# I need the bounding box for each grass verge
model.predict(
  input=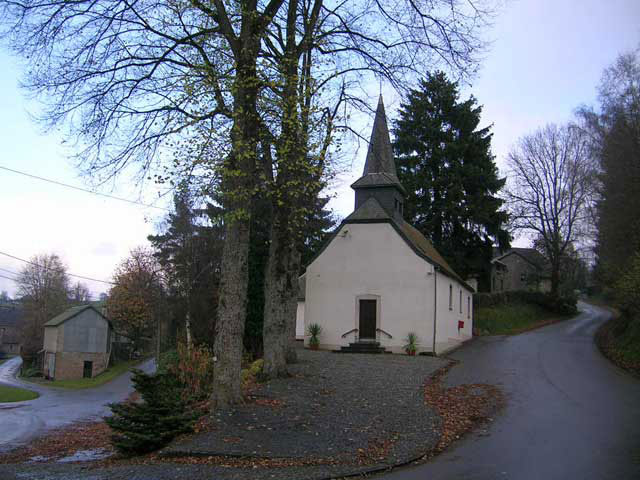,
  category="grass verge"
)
[0,384,39,402]
[27,360,139,390]
[592,302,640,377]
[474,302,568,335]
